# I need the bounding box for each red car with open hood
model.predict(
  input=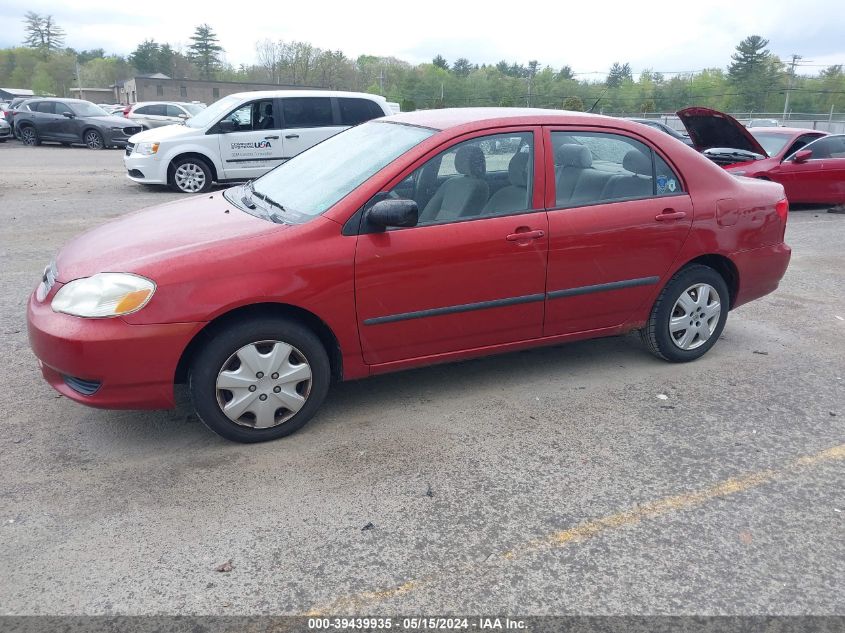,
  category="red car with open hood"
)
[28,108,791,442]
